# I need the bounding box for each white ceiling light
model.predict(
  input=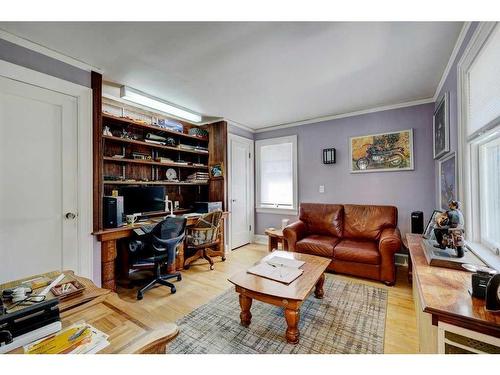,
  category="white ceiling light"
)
[120,86,202,123]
